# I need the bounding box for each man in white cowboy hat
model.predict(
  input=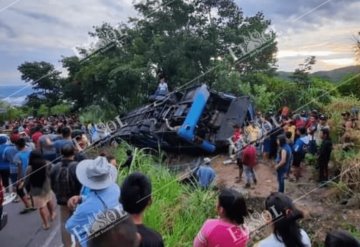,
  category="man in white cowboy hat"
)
[65,156,121,247]
[196,157,216,189]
